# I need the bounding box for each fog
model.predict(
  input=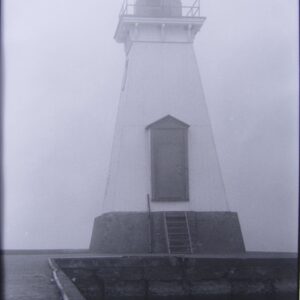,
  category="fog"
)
[3,0,298,251]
